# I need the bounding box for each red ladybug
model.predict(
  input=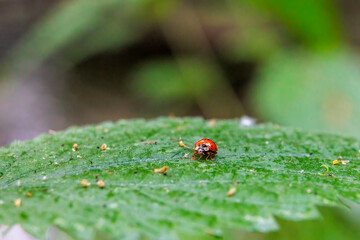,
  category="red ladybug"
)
[171,137,218,161]
[193,139,218,161]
